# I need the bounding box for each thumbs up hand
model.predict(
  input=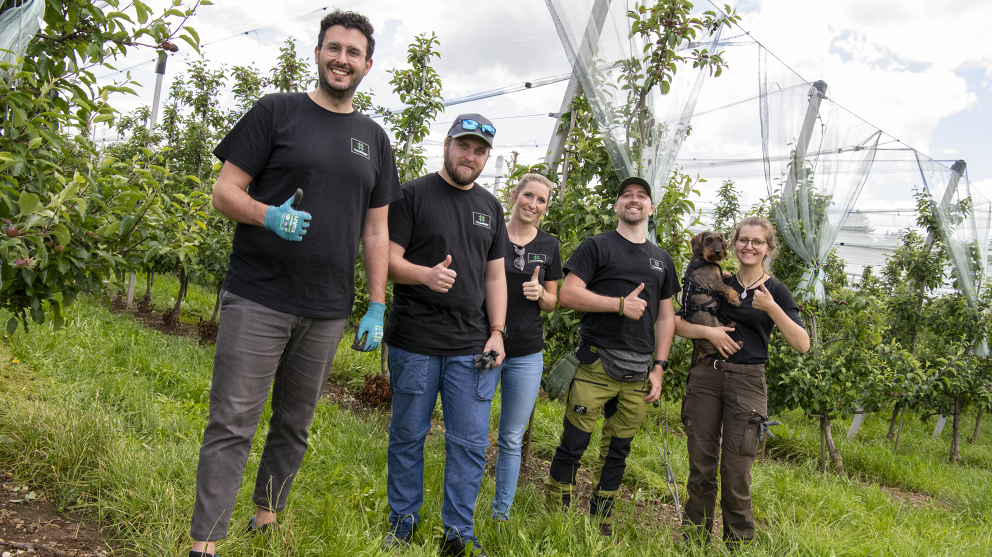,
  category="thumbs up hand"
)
[622,283,648,320]
[752,283,778,314]
[427,255,457,293]
[522,265,544,301]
